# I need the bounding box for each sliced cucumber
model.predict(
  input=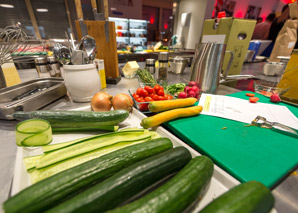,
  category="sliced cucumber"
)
[23,155,43,171]
[15,119,52,147]
[36,130,151,169]
[30,139,151,183]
